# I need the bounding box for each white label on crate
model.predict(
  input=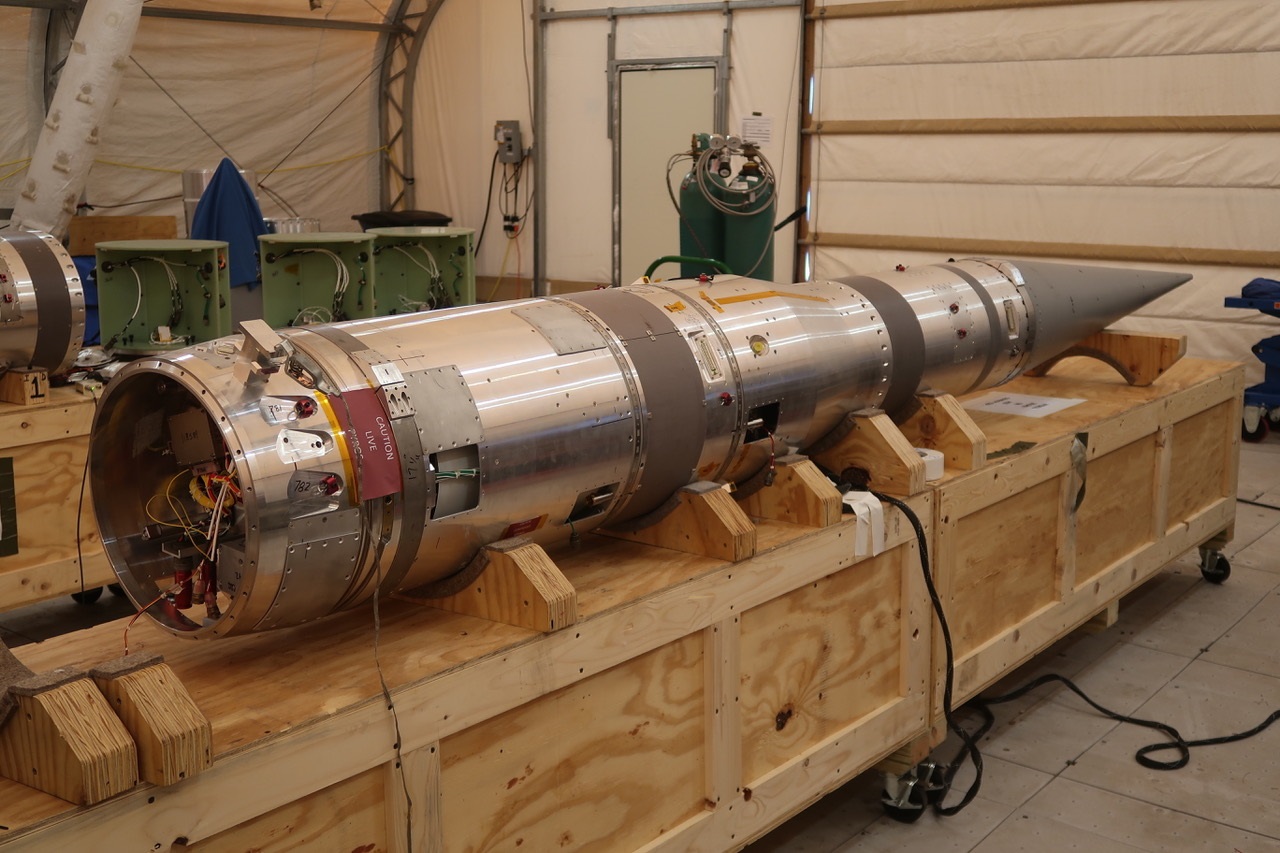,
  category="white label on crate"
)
[962,392,1085,418]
